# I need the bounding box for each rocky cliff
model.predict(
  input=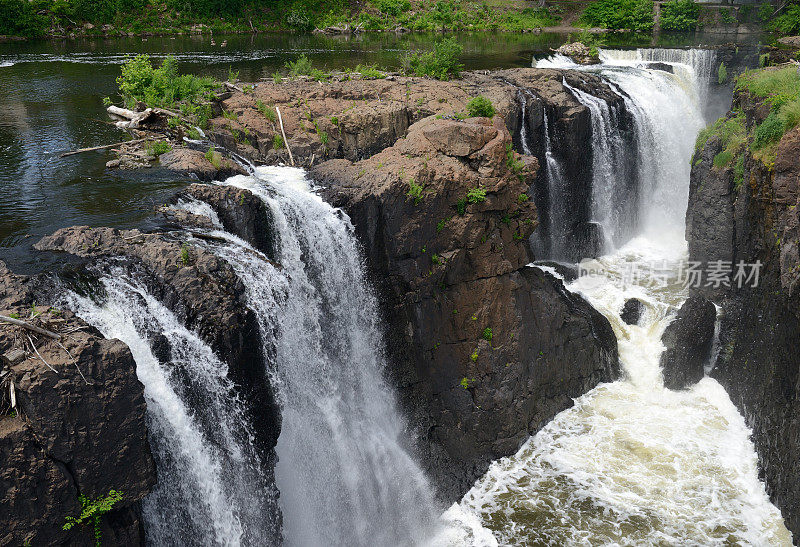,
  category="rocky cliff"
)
[0,263,155,545]
[313,113,619,501]
[687,69,800,536]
